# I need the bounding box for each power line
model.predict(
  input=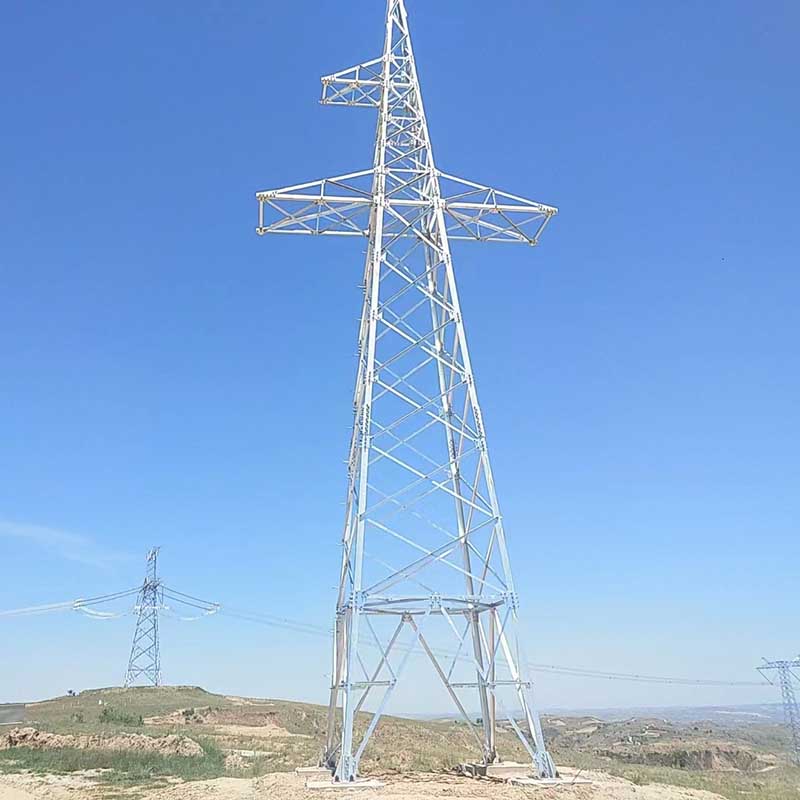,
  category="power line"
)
[0,600,76,618]
[76,588,141,607]
[0,593,769,688]
[215,605,767,689]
